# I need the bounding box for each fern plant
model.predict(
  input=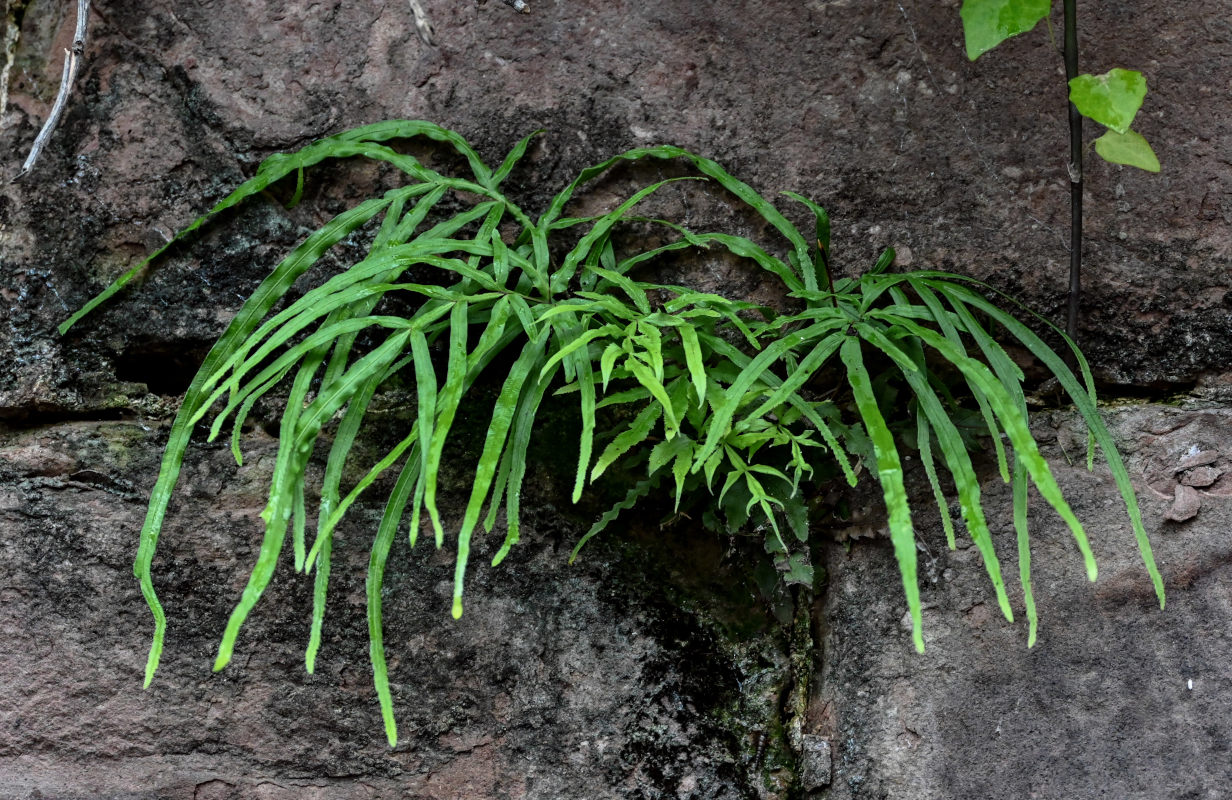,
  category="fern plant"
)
[63,121,1164,745]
